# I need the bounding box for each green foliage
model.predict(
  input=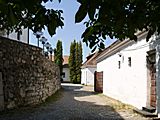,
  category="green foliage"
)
[54,40,63,79]
[69,41,76,83]
[75,0,160,52]
[2,0,159,53]
[69,40,83,84]
[0,0,64,36]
